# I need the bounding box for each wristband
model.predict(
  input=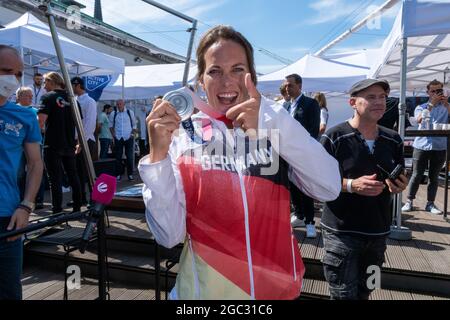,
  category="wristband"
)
[346,179,354,193]
[21,200,35,212]
[17,204,32,214]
